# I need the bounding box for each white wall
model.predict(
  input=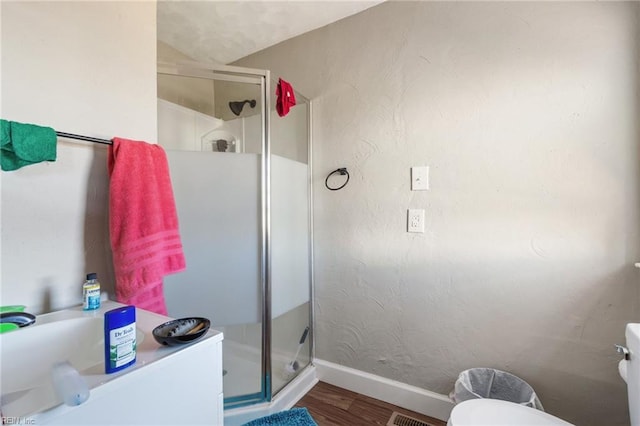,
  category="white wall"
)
[0,2,157,313]
[158,99,224,151]
[235,2,640,425]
